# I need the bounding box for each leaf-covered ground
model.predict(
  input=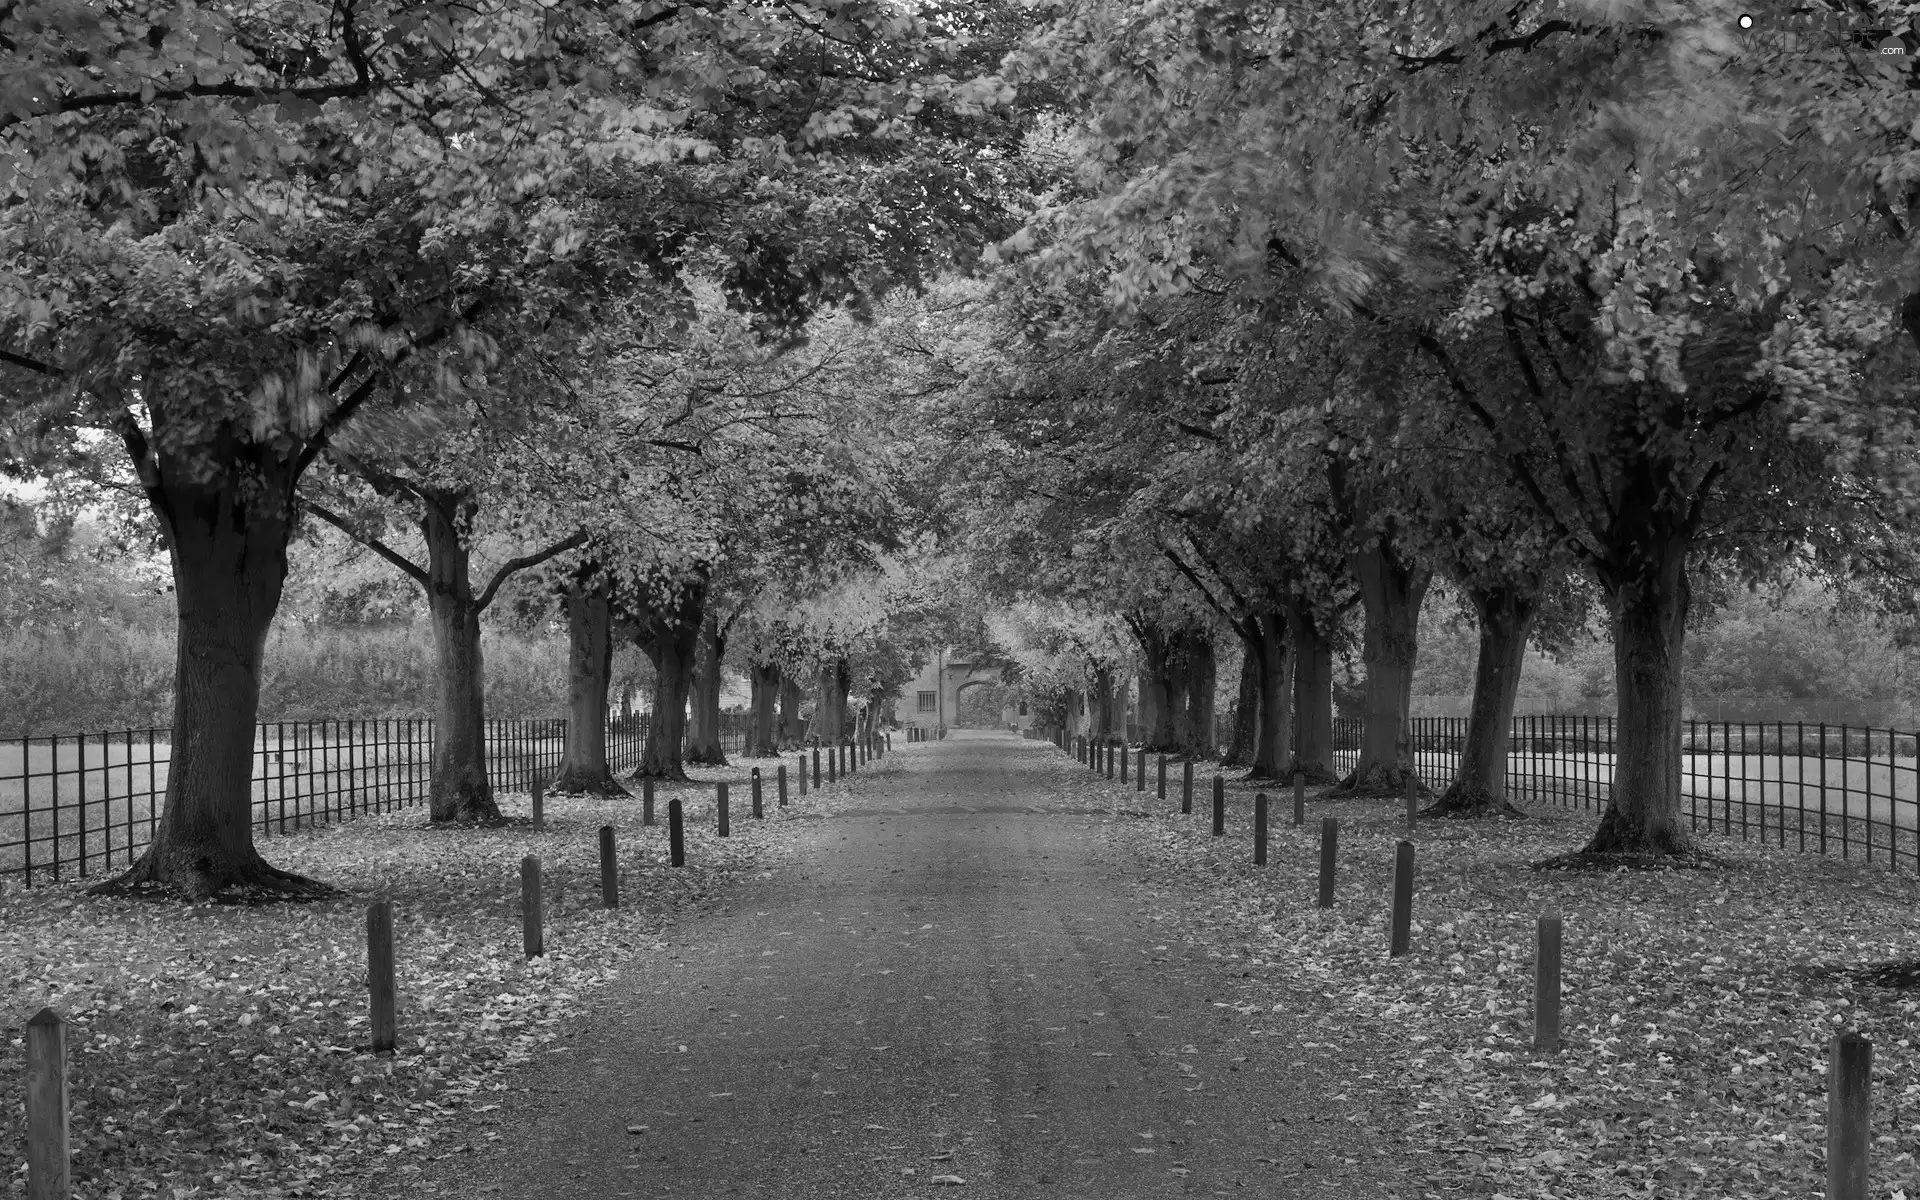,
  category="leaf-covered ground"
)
[0,758,802,1199]
[1094,774,1920,1200]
